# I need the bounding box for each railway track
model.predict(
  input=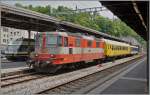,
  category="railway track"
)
[38,55,145,94]
[1,72,48,88]
[1,55,144,94]
[1,68,34,78]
